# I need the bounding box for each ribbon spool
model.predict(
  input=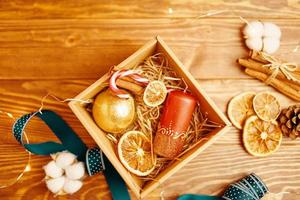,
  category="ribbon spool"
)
[178,173,268,200]
[223,173,268,200]
[178,194,223,200]
[12,110,130,200]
